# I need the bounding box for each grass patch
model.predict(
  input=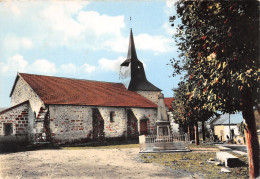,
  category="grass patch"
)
[140,151,249,179]
[62,144,139,150]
